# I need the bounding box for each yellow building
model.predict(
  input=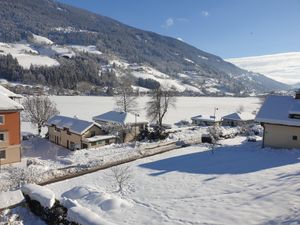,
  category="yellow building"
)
[46,115,116,150]
[255,94,300,149]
